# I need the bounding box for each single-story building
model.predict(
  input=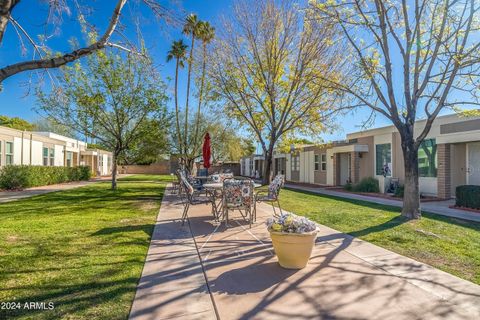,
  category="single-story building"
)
[240,154,265,179]
[241,113,480,198]
[0,126,113,176]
